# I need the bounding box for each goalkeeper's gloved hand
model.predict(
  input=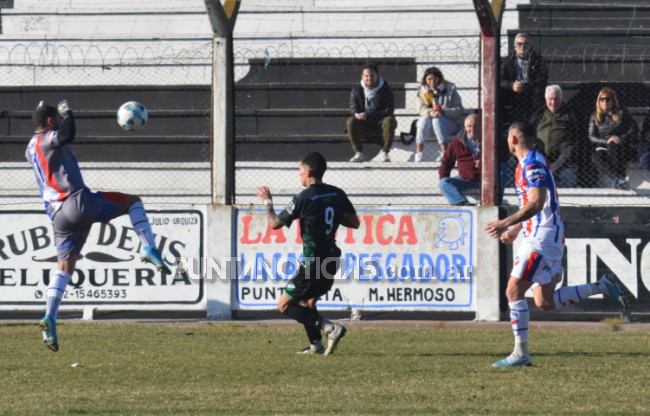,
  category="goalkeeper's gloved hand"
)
[57,100,72,116]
